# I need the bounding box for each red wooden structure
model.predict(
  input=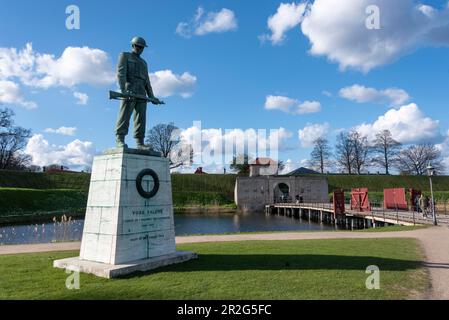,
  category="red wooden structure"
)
[350,188,371,212]
[333,189,345,218]
[384,188,408,210]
